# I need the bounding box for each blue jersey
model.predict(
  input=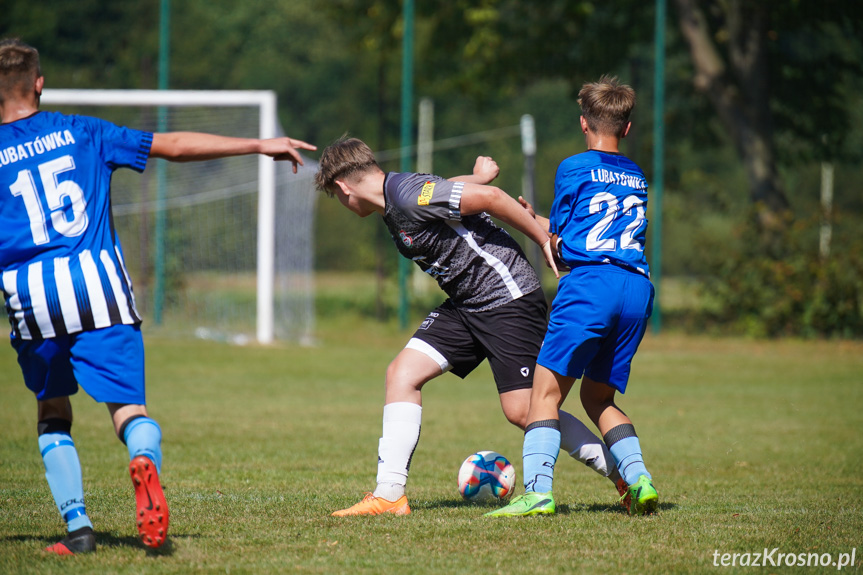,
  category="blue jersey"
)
[0,111,152,340]
[549,150,650,278]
